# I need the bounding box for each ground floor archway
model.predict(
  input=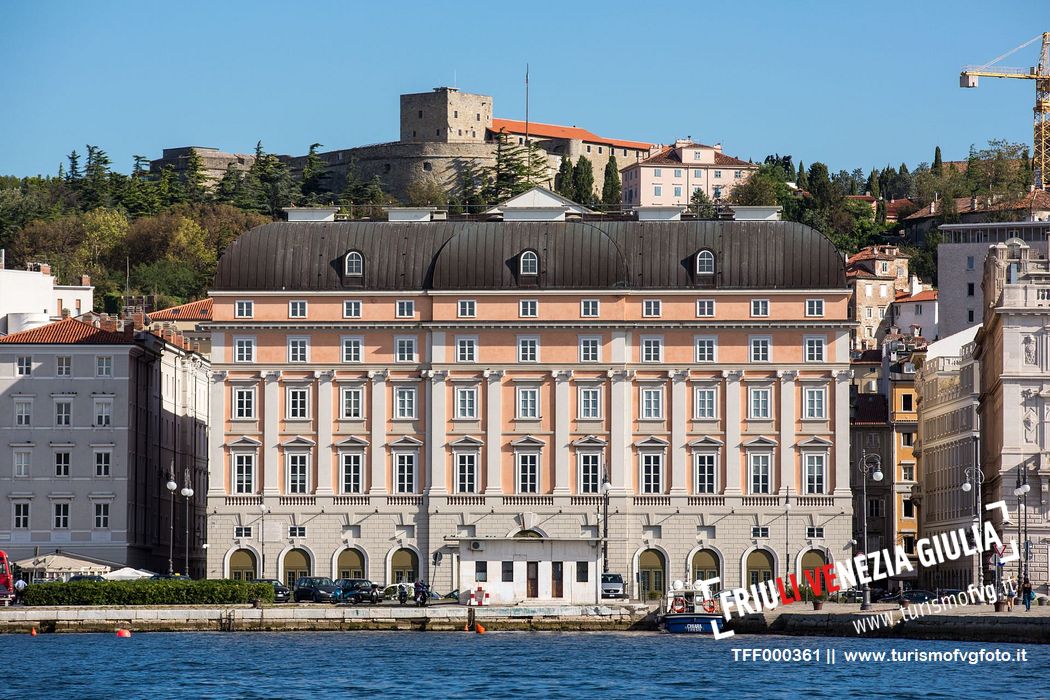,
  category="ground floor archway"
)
[390,548,418,584]
[337,548,365,579]
[745,549,775,587]
[691,549,720,591]
[229,549,257,581]
[800,548,827,576]
[283,548,311,588]
[638,548,666,600]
